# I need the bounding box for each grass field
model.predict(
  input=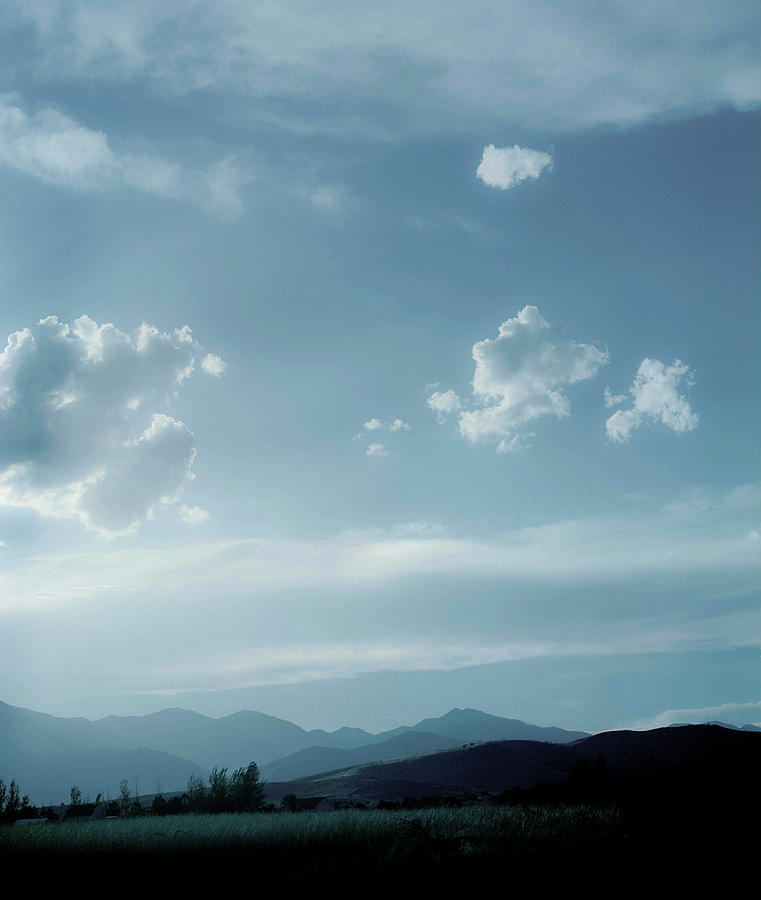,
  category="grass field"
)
[0,801,748,889]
